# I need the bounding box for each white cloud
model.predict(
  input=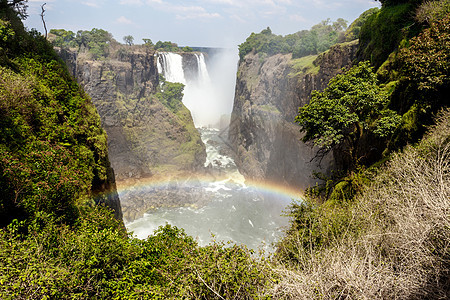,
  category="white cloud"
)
[202,0,241,5]
[173,6,221,20]
[117,16,134,25]
[81,2,100,8]
[144,1,221,20]
[120,0,144,5]
[289,14,307,23]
